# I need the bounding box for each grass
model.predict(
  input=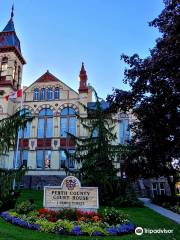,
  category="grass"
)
[0,189,179,240]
